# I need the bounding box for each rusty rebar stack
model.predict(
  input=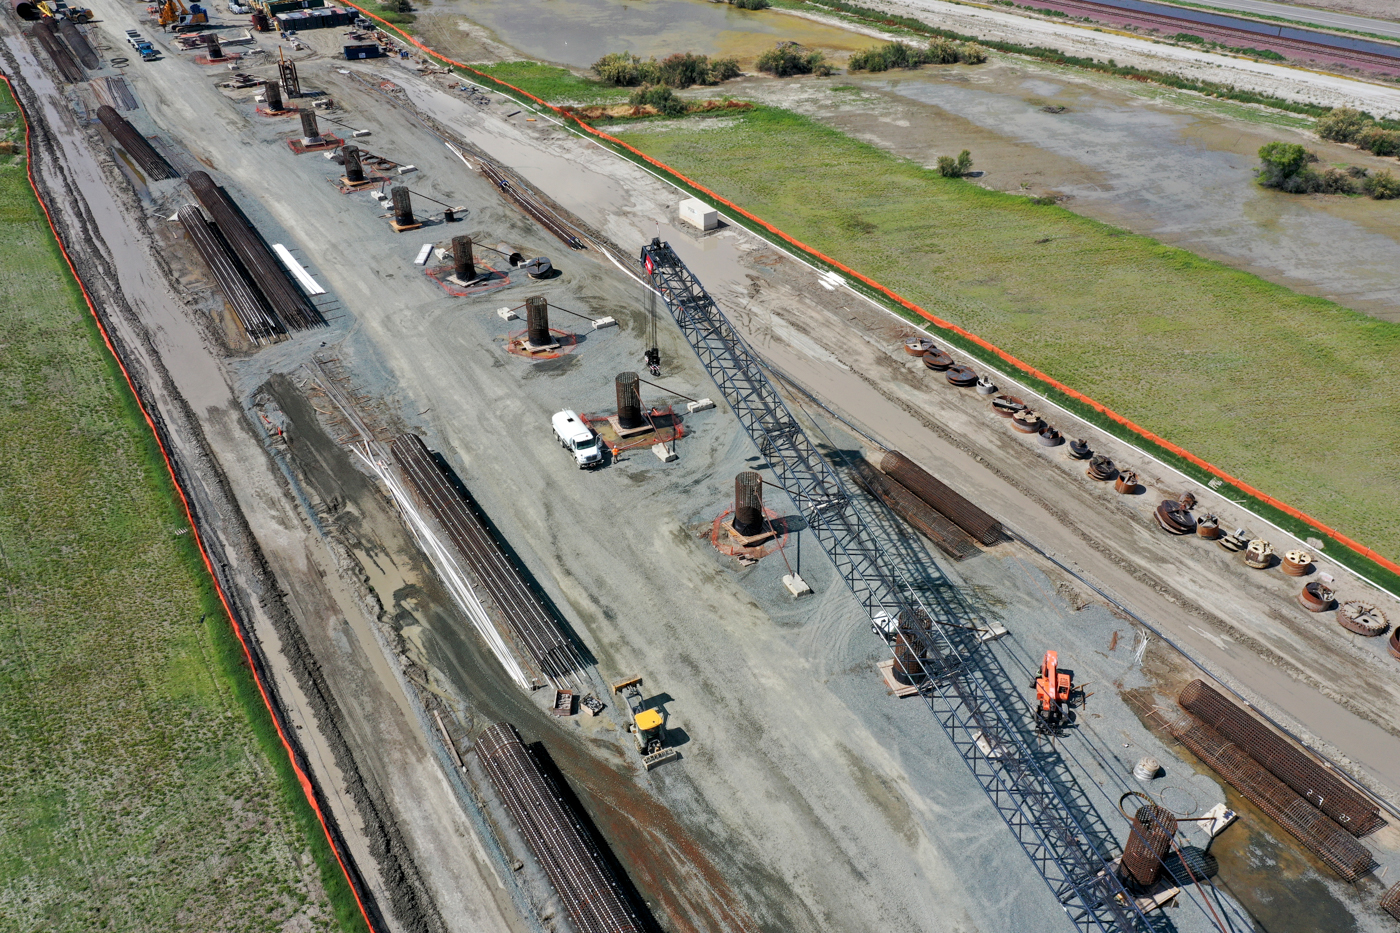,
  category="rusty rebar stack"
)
[390,185,414,227]
[56,17,98,69]
[615,372,643,429]
[1119,803,1177,889]
[187,171,322,330]
[1179,679,1383,836]
[176,204,282,343]
[476,723,644,933]
[1382,880,1400,920]
[299,109,320,142]
[32,20,84,83]
[525,296,550,346]
[1167,710,1374,879]
[448,235,475,281]
[734,471,764,536]
[263,79,283,112]
[96,105,179,181]
[876,450,1001,545]
[851,459,979,560]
